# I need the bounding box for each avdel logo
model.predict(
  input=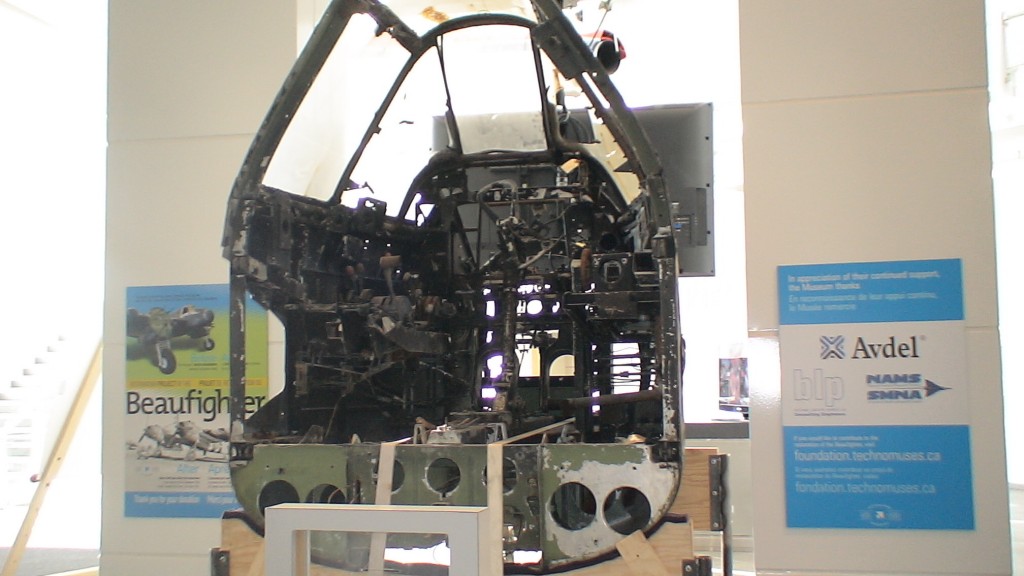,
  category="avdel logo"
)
[865,373,949,401]
[851,336,921,360]
[819,335,845,360]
